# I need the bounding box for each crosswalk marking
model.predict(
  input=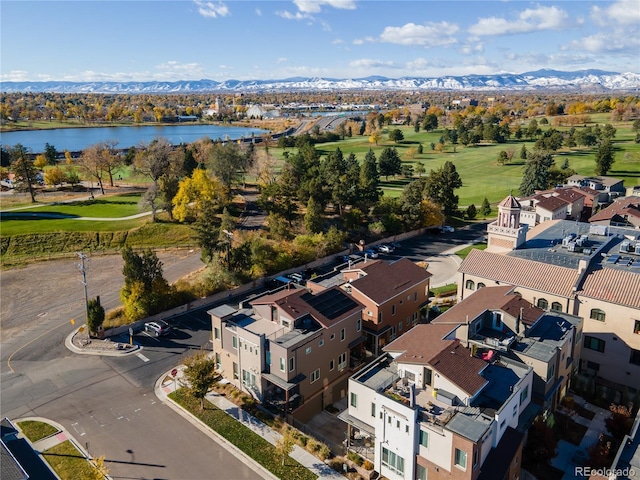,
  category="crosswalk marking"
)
[135,352,150,362]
